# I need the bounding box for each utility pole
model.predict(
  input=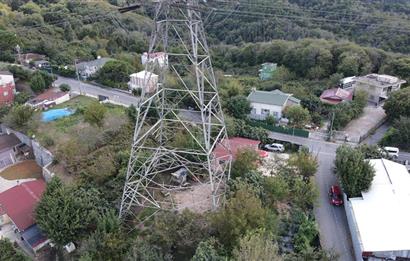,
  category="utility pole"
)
[74,59,83,95]
[119,0,232,218]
